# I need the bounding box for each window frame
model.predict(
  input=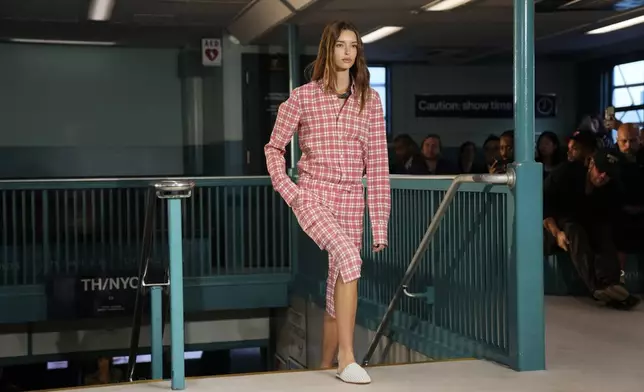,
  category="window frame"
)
[368,65,391,136]
[610,60,644,126]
